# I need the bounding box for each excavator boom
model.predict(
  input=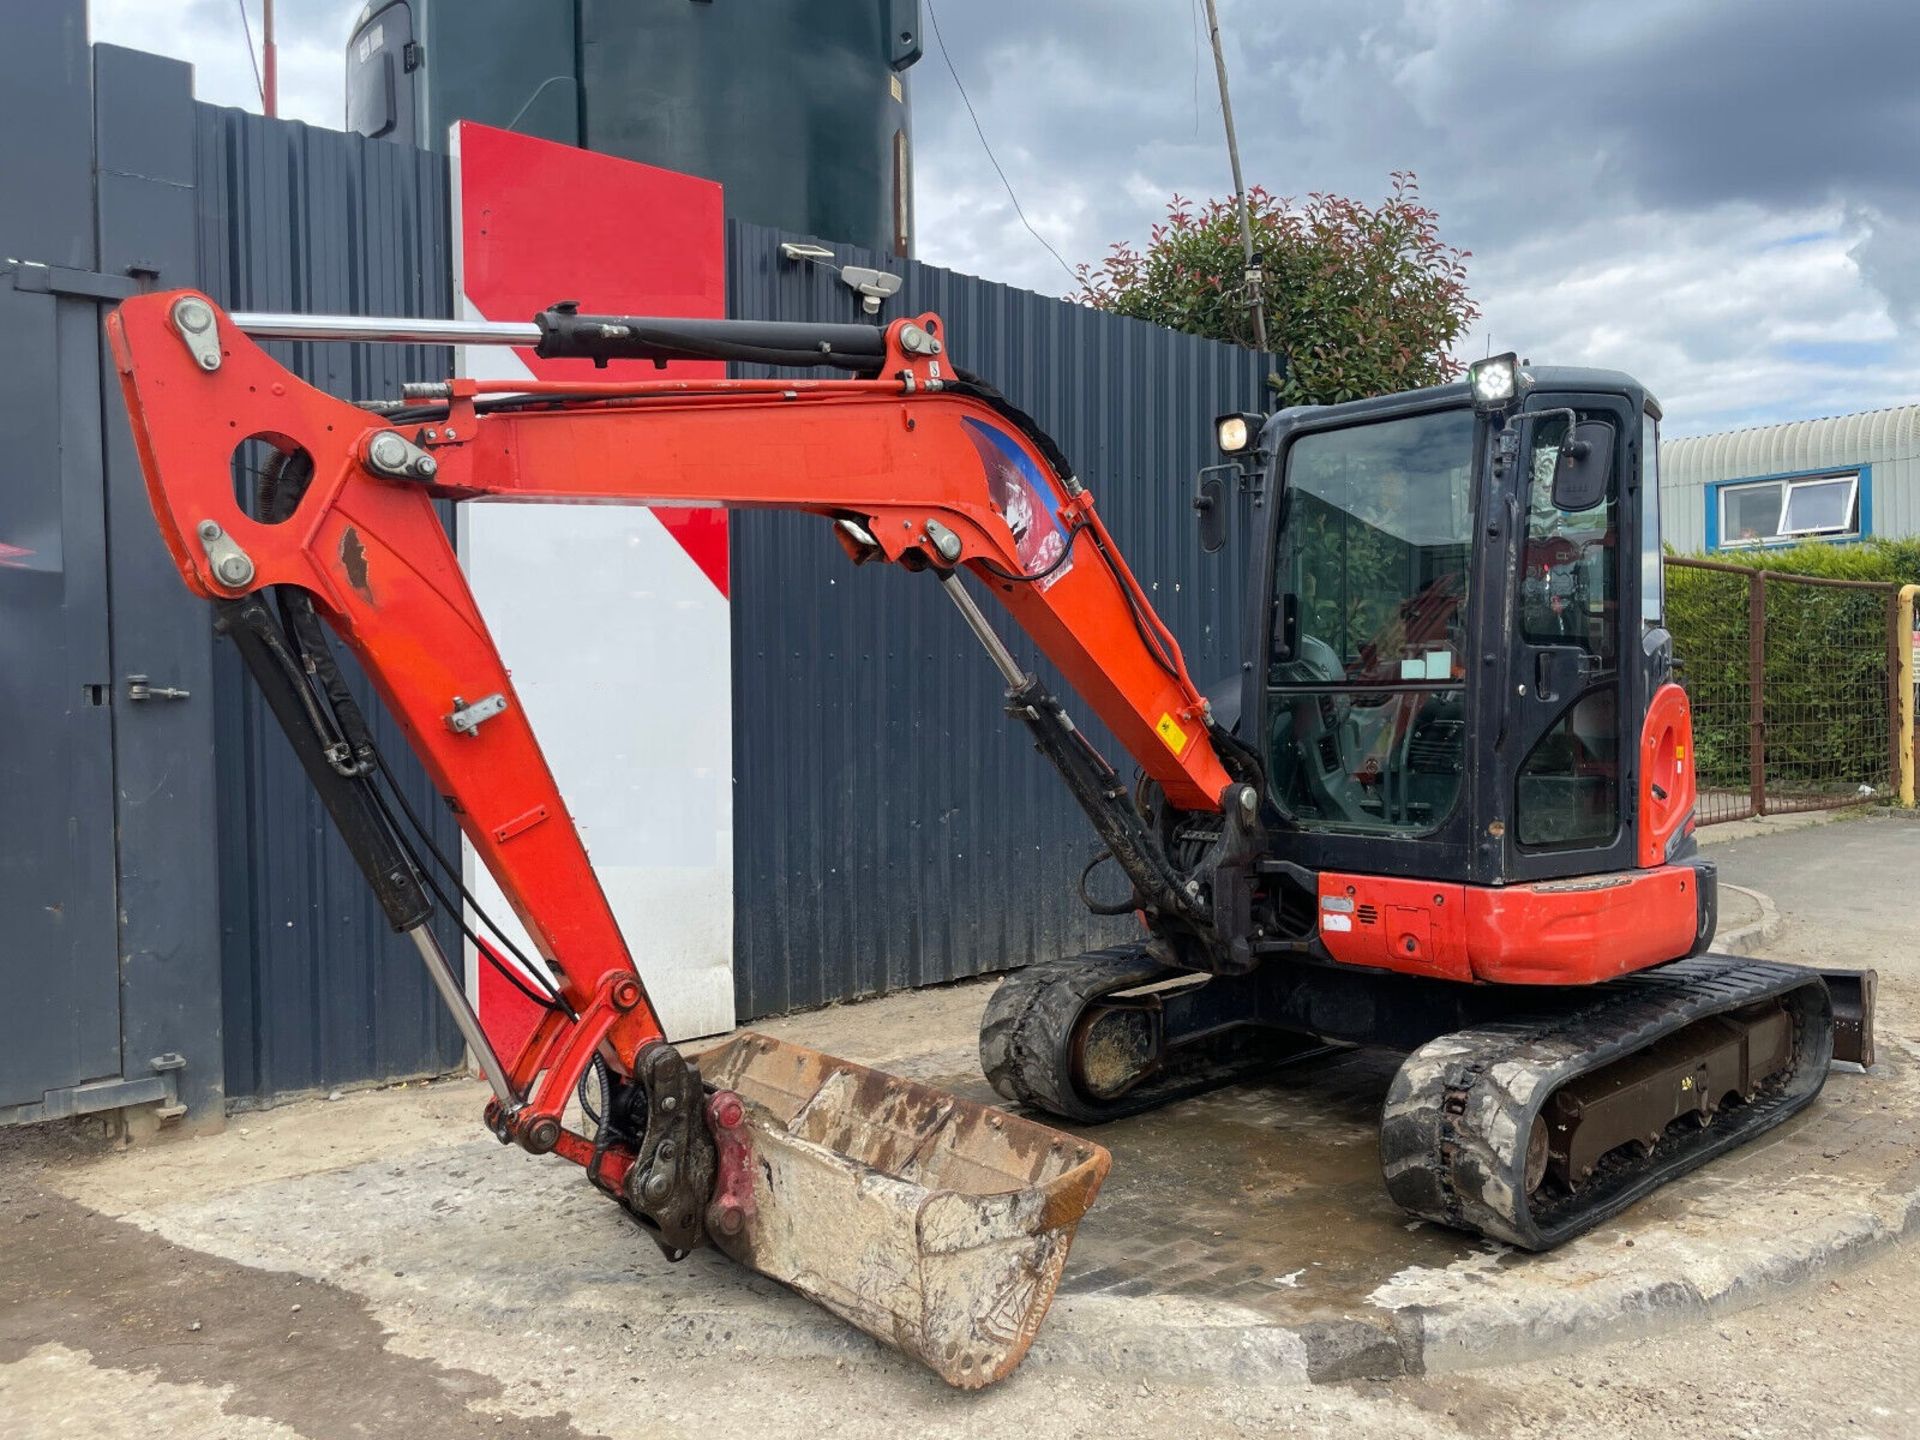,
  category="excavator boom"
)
[105,290,1241,1386]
